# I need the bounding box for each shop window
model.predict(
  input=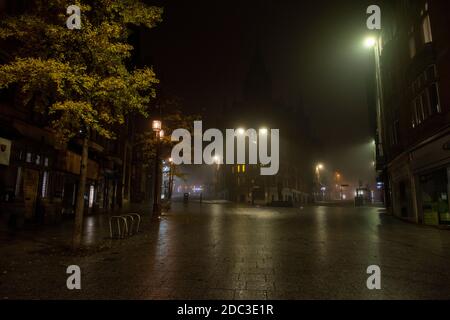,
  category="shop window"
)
[41,171,49,198]
[15,166,22,197]
[422,14,433,44]
[420,168,449,225]
[72,186,76,206]
[89,185,95,208]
